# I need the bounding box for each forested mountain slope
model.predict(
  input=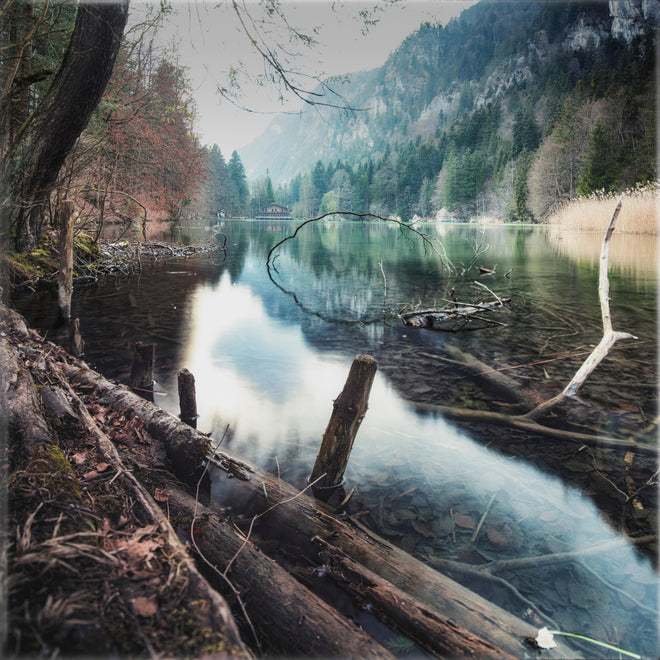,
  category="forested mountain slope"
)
[241,0,657,221]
